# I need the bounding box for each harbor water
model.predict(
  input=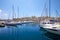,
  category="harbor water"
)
[0,23,52,40]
